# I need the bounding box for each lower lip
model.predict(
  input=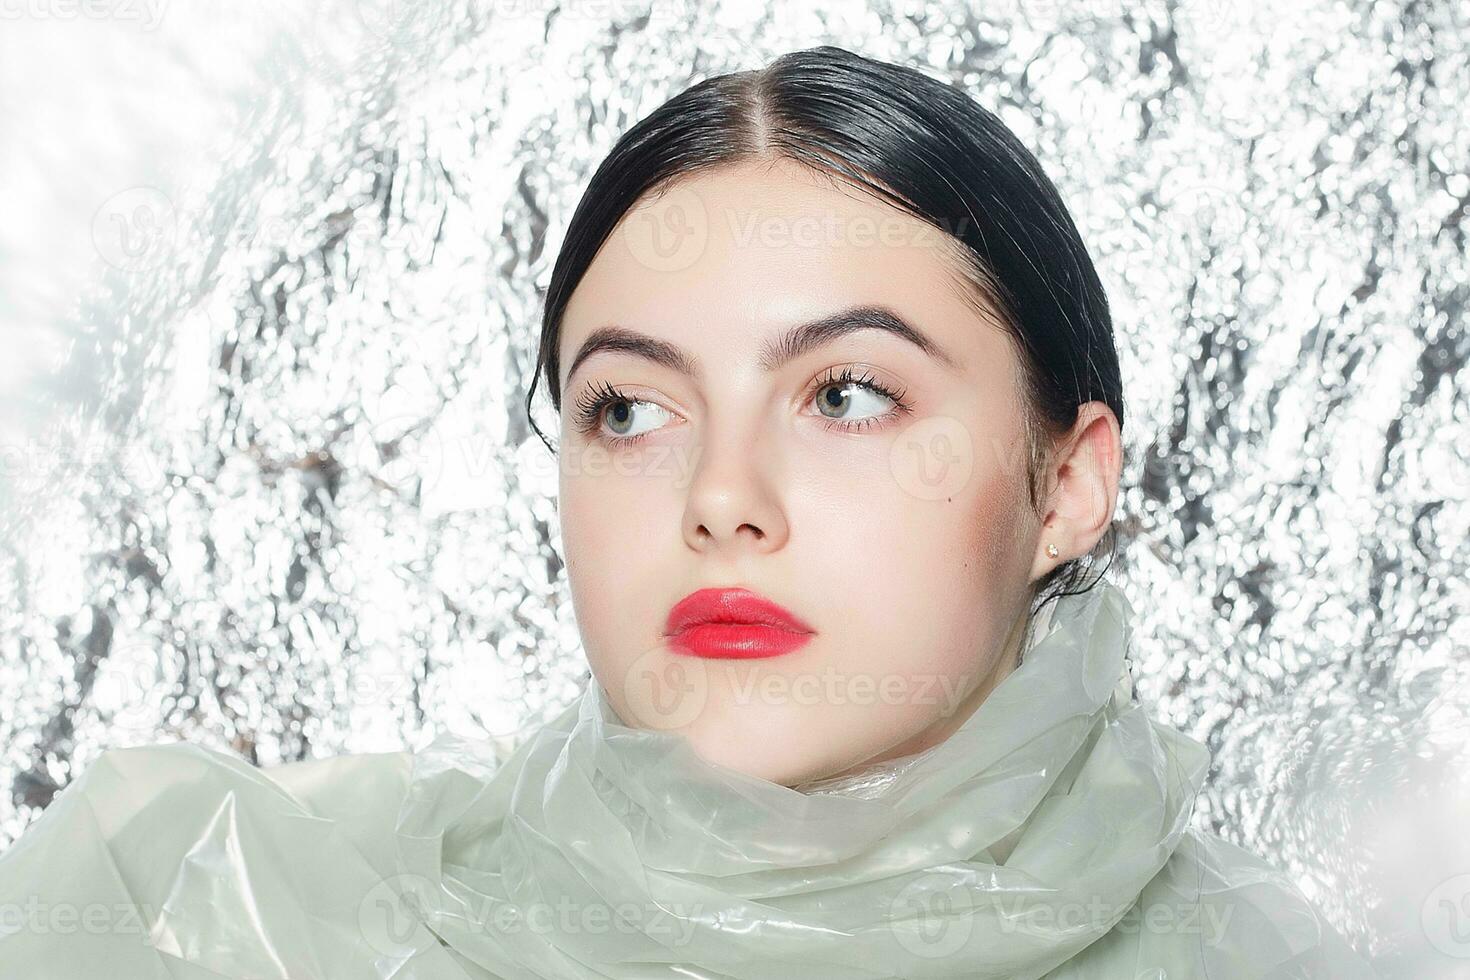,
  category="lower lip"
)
[666,623,813,659]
